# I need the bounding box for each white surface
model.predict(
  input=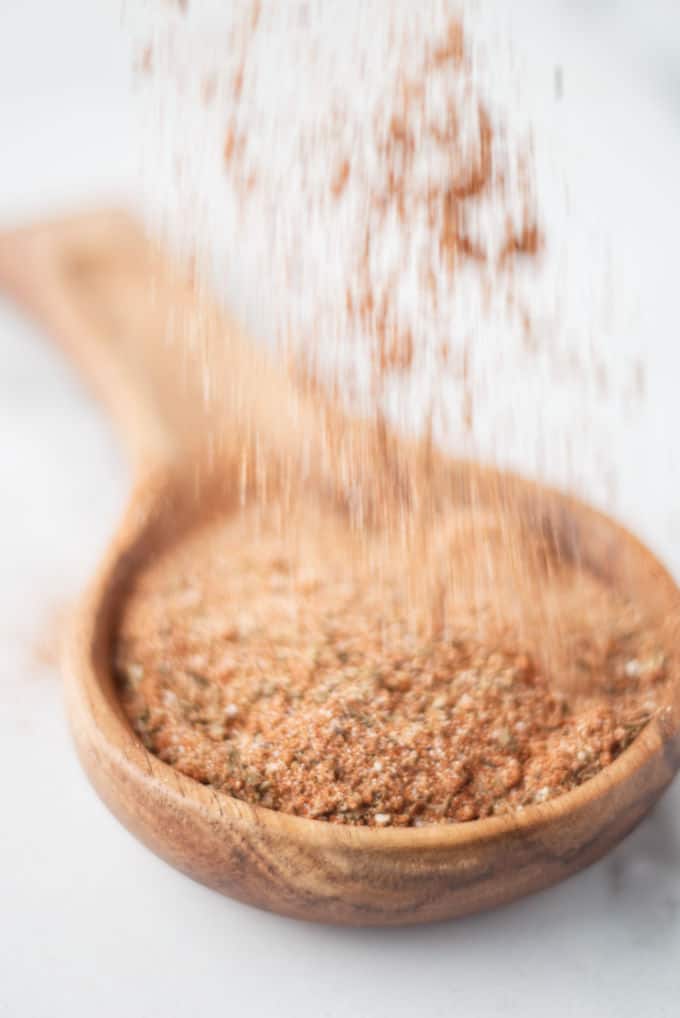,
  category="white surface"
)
[2,3,680,1016]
